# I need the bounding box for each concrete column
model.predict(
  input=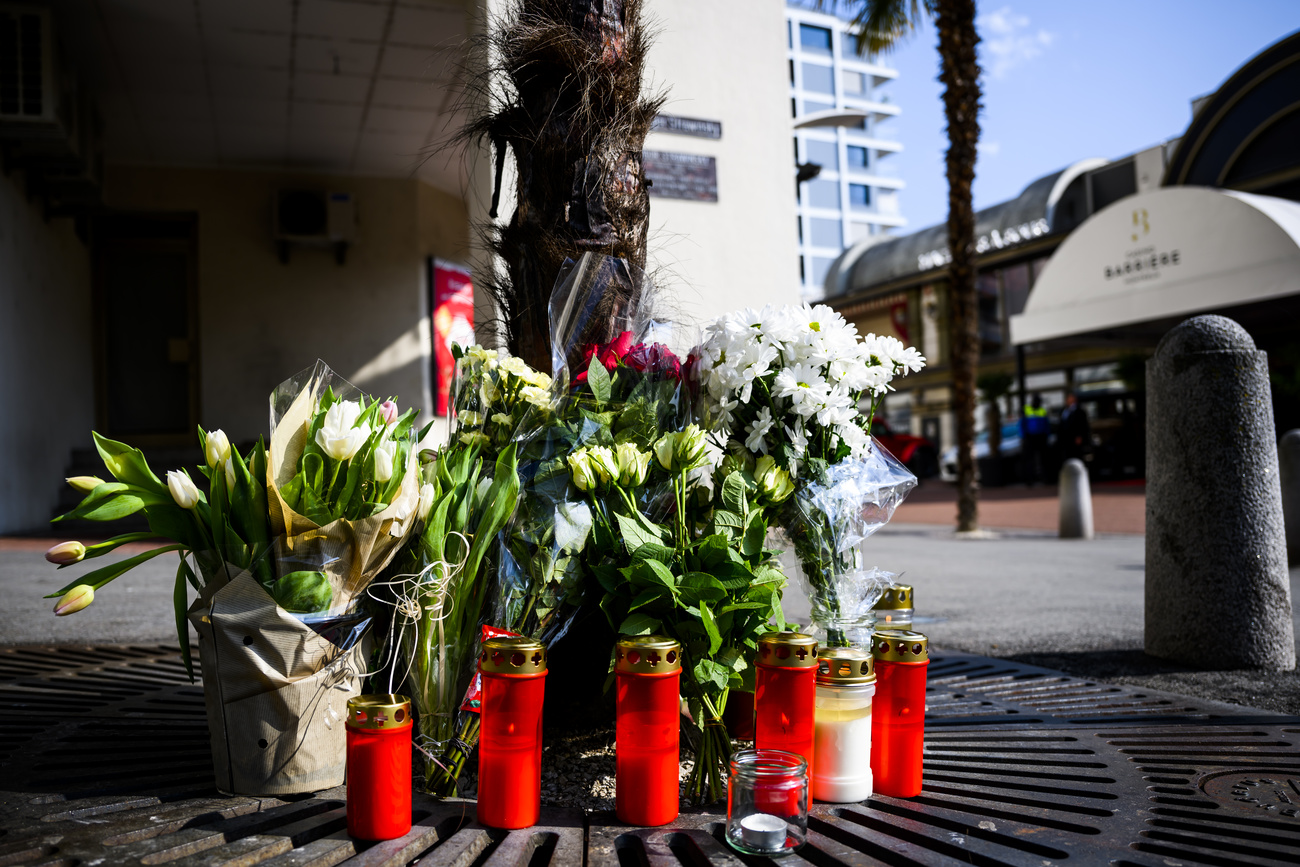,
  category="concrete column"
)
[1058,458,1094,539]
[1282,429,1300,565]
[1145,315,1295,670]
